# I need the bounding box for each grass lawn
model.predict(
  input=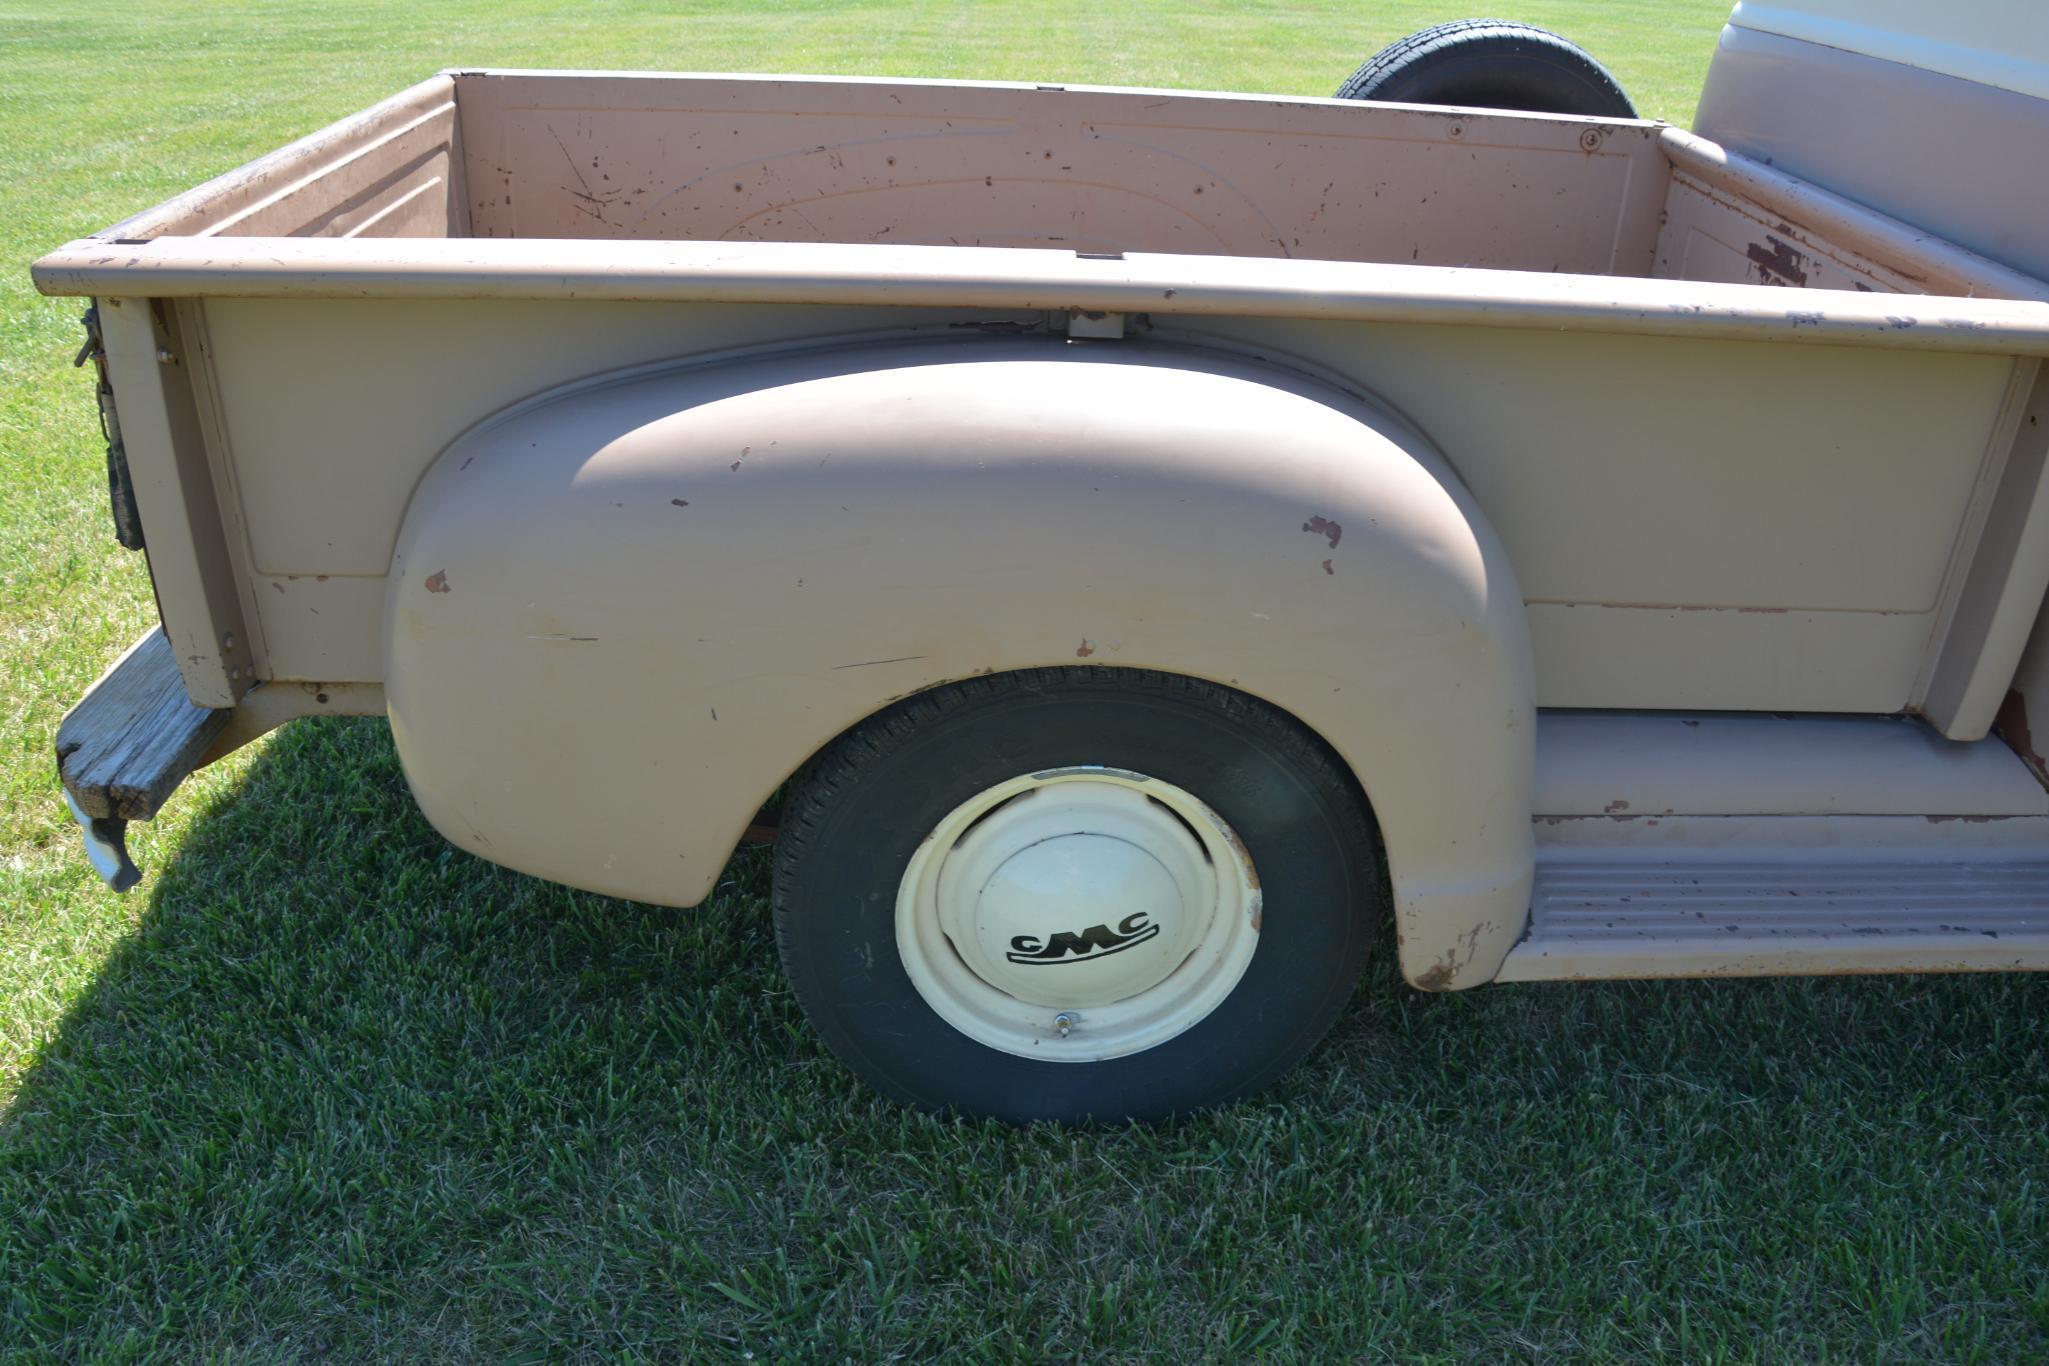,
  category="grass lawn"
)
[5,0,2047,1357]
